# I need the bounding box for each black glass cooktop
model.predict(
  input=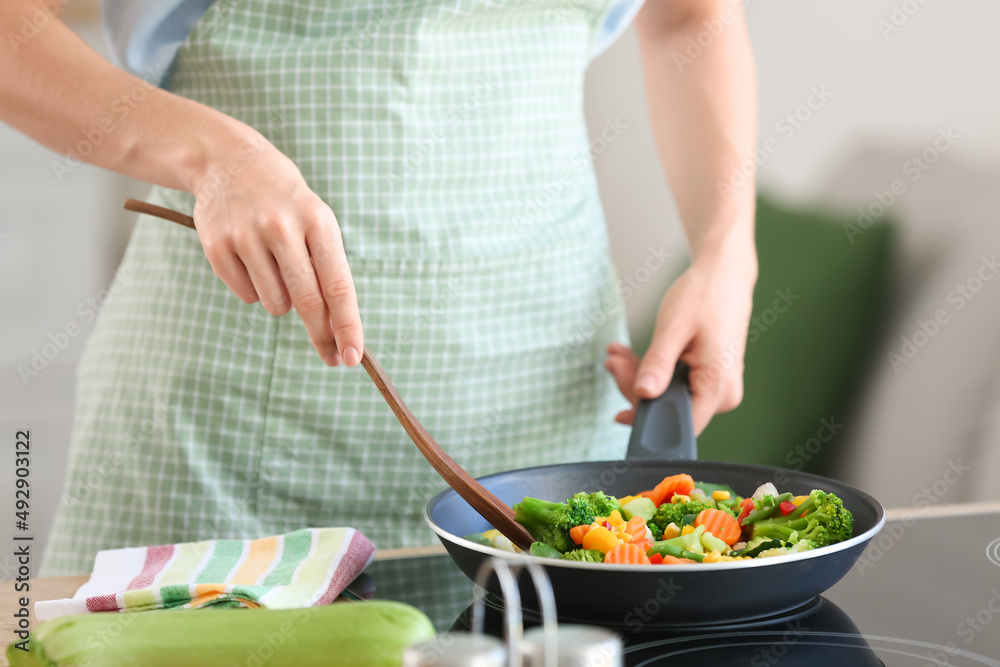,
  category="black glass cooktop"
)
[368,510,1000,666]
